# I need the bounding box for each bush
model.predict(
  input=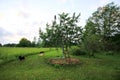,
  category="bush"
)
[69,46,86,56]
[105,51,114,55]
